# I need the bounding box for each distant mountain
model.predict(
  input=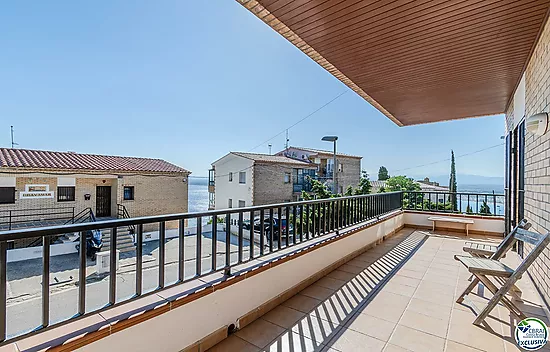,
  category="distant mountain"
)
[410,174,504,186]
